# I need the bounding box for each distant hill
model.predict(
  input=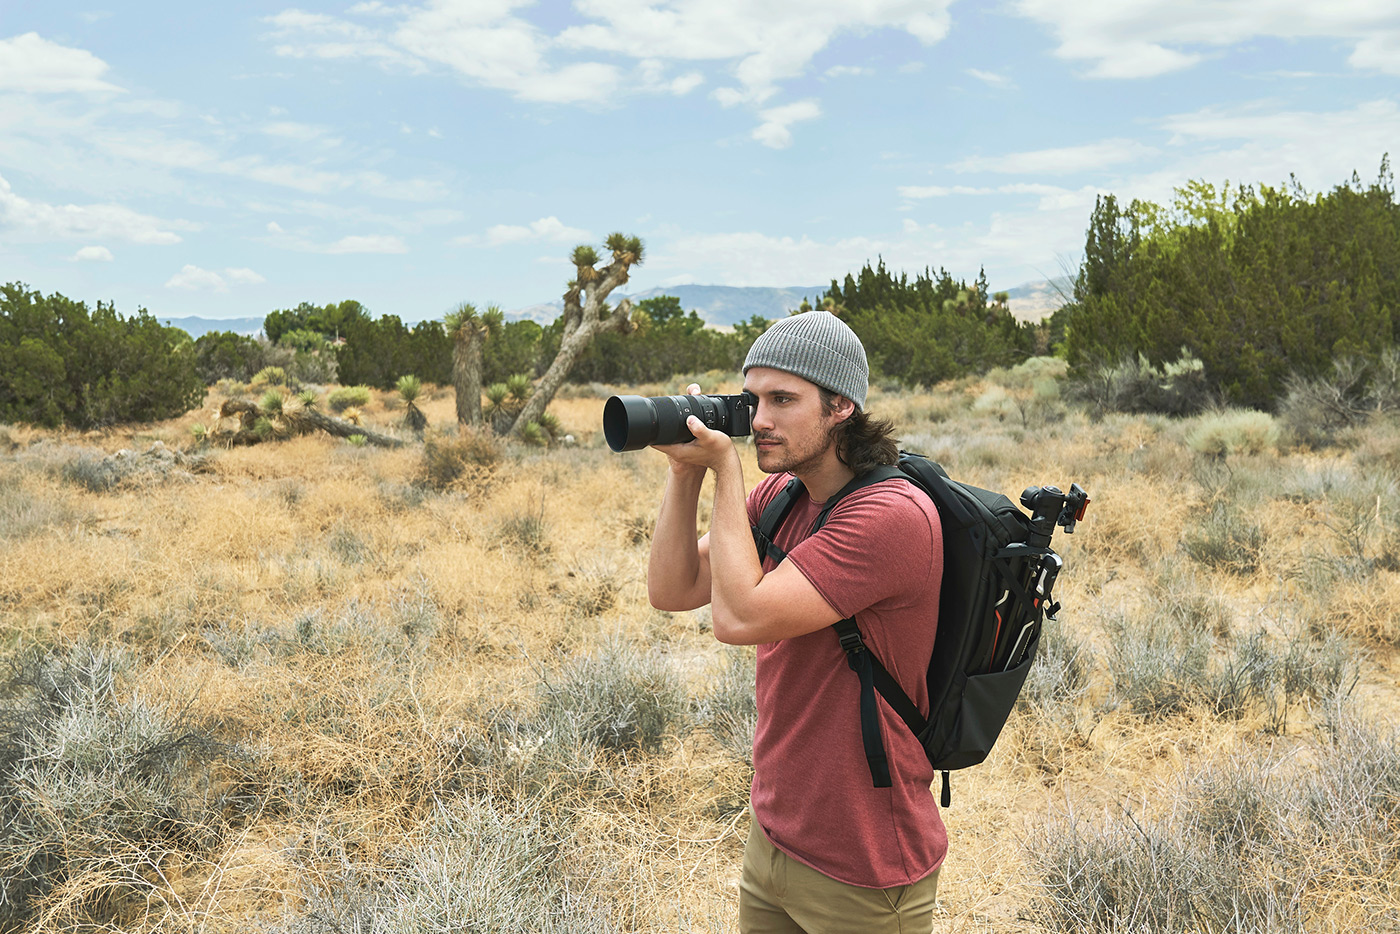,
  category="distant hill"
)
[158,278,1071,339]
[161,316,264,338]
[507,284,827,328]
[1001,276,1073,323]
